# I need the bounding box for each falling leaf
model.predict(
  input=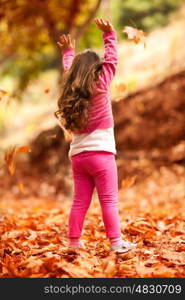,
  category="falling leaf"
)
[15,145,31,154]
[0,88,8,101]
[116,82,127,93]
[122,26,146,46]
[4,145,31,175]
[44,88,50,93]
[17,182,24,193]
[121,175,137,189]
[4,147,16,175]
